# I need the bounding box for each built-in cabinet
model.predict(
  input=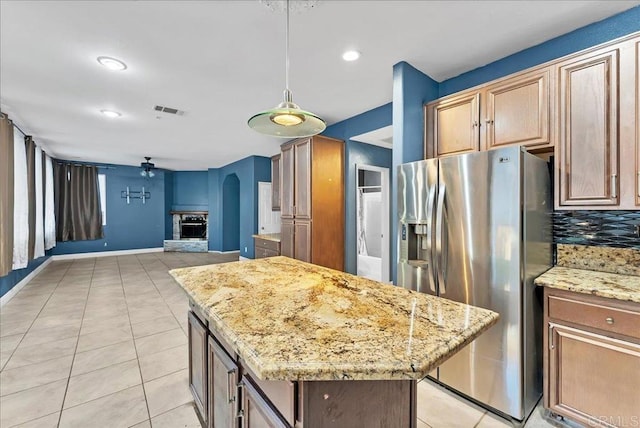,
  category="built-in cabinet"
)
[188,310,208,426]
[425,68,552,158]
[426,31,640,210]
[279,135,344,271]
[270,155,280,211]
[543,288,640,427]
[208,336,238,428]
[253,237,280,259]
